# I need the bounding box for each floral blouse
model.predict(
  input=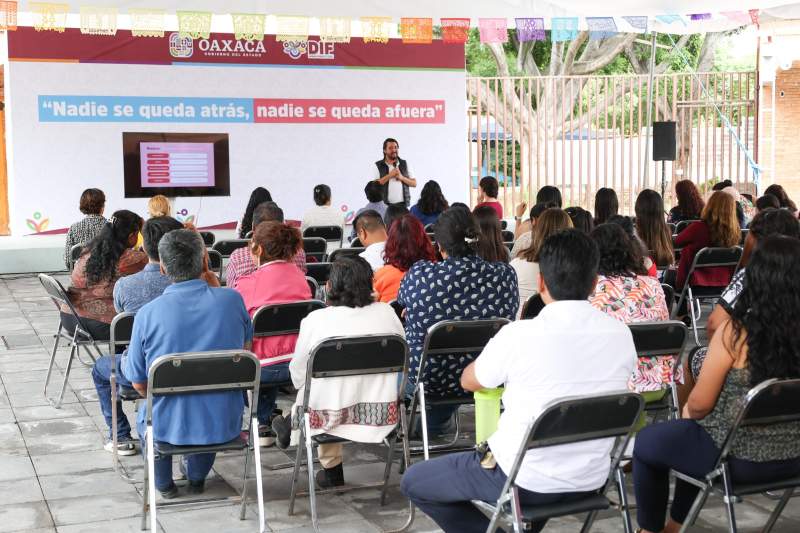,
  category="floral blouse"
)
[397,255,518,397]
[589,274,681,392]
